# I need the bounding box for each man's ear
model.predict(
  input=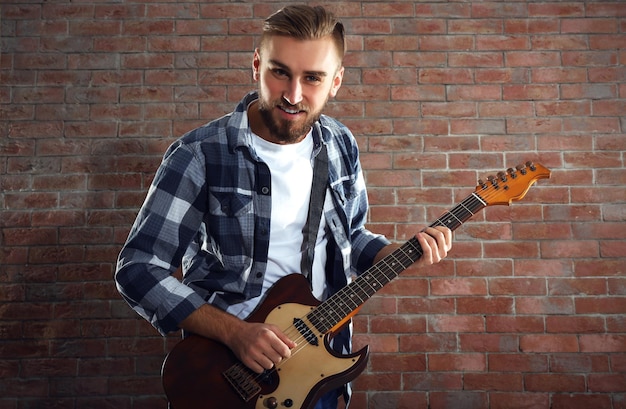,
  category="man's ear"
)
[252,48,261,81]
[329,66,344,98]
